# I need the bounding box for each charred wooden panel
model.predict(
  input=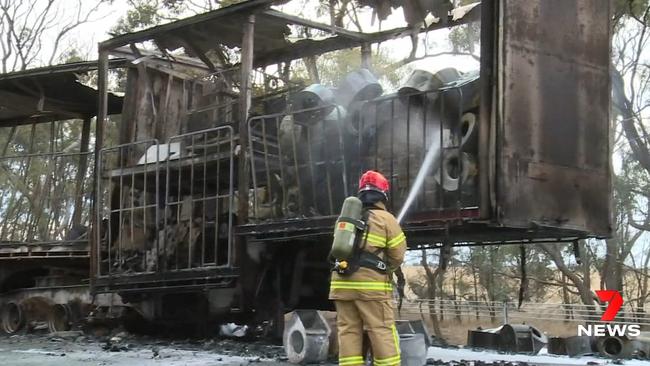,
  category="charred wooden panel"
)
[495,0,611,236]
[120,66,194,161]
